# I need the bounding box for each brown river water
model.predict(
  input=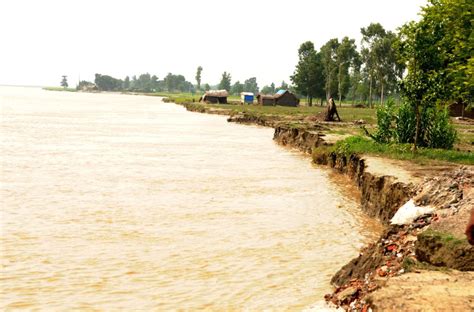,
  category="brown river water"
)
[0,86,381,310]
